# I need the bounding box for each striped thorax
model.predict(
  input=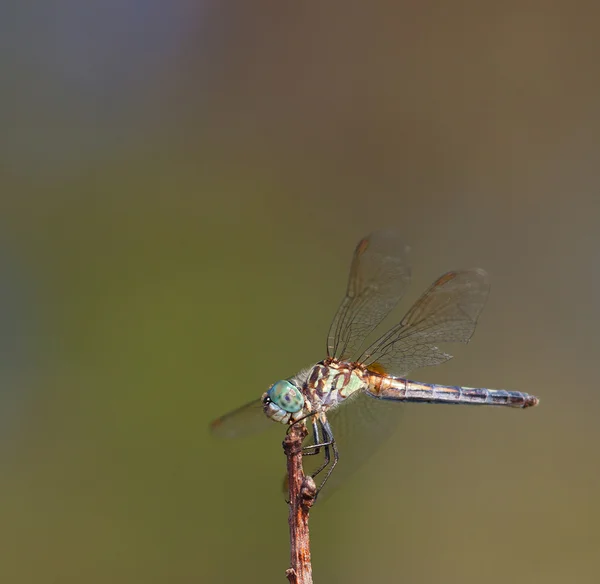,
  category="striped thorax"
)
[304,359,369,411]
